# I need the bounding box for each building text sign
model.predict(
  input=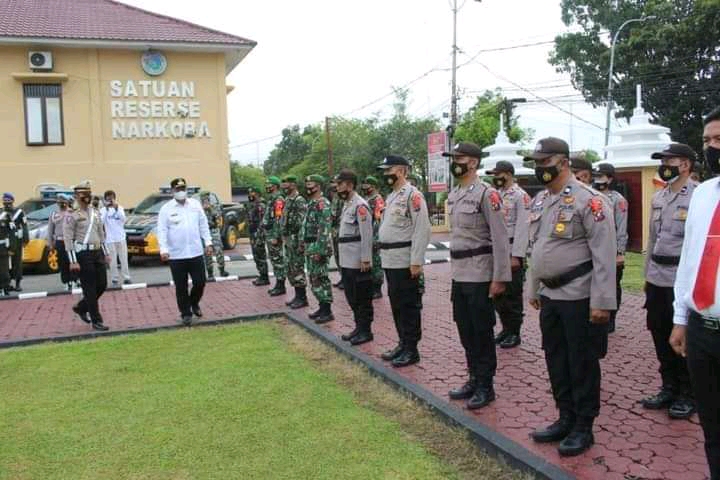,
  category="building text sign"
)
[109,80,211,140]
